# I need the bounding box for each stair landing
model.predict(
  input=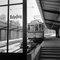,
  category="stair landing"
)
[42,37,60,47]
